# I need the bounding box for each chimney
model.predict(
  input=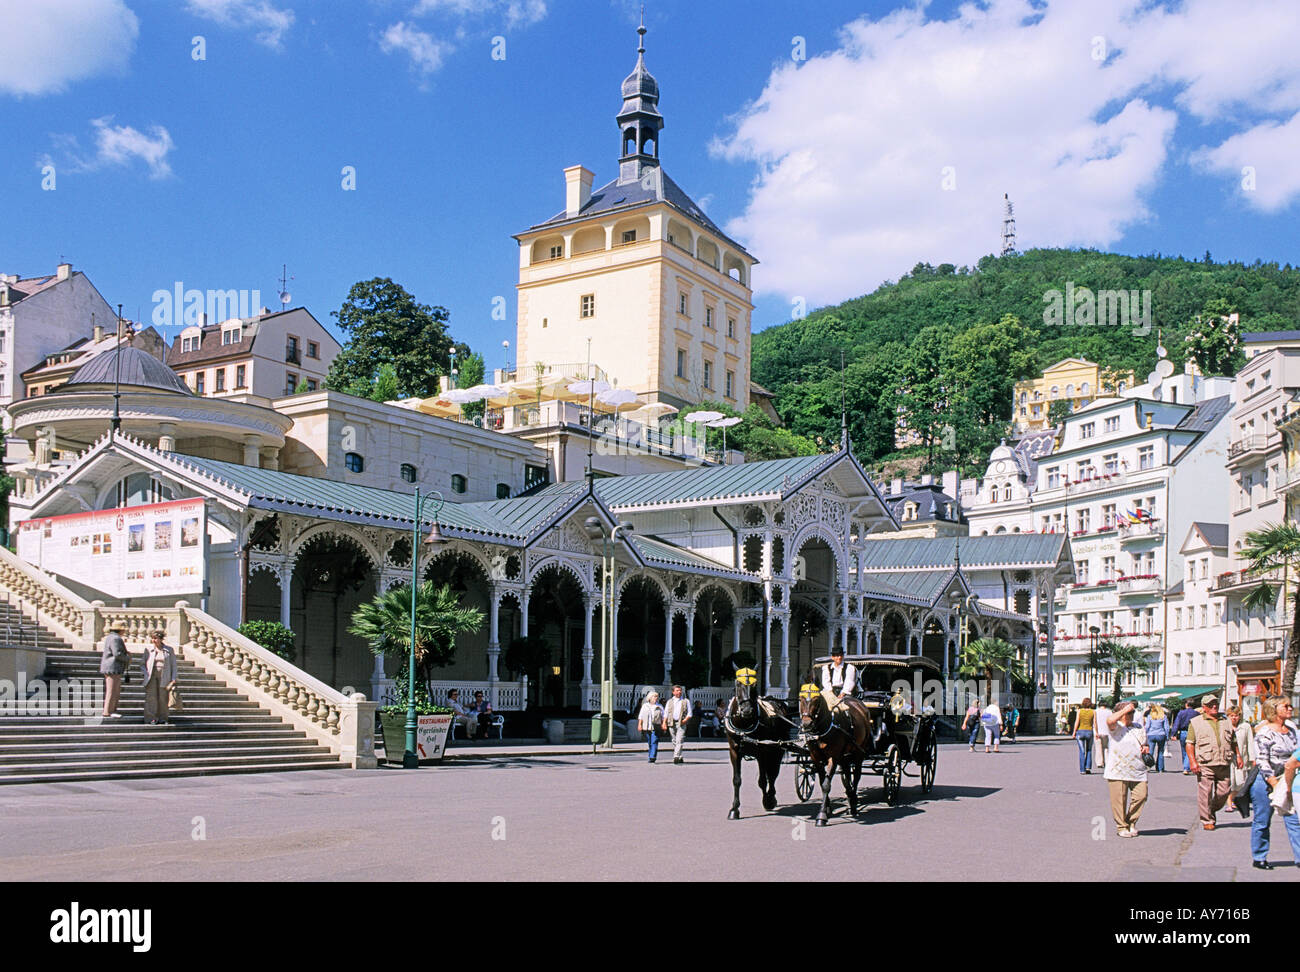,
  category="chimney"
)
[56,263,71,281]
[942,470,959,497]
[564,165,595,218]
[891,477,903,496]
[920,473,933,486]
[94,324,103,342]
